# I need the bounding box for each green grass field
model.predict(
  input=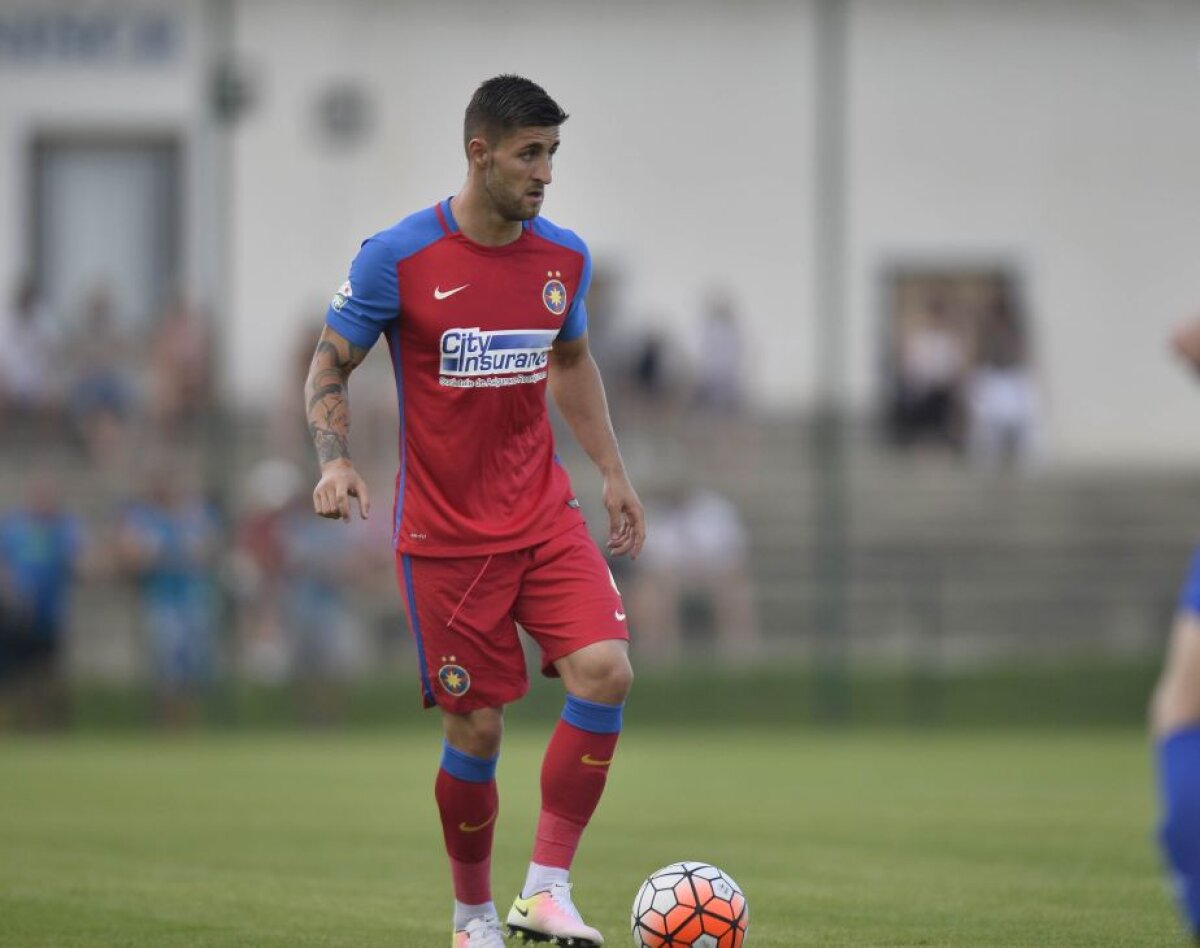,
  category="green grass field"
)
[0,725,1185,947]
